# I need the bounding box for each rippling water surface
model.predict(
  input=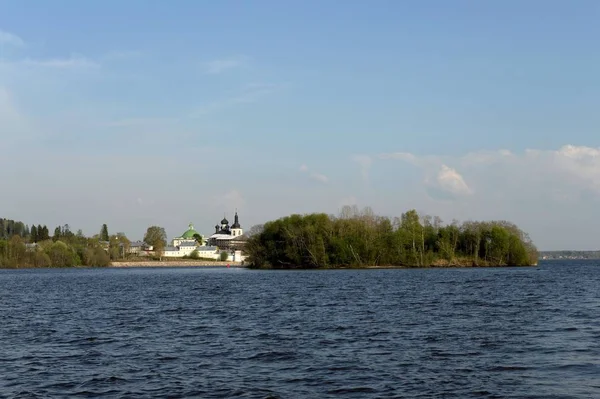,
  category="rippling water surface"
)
[2,261,600,398]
